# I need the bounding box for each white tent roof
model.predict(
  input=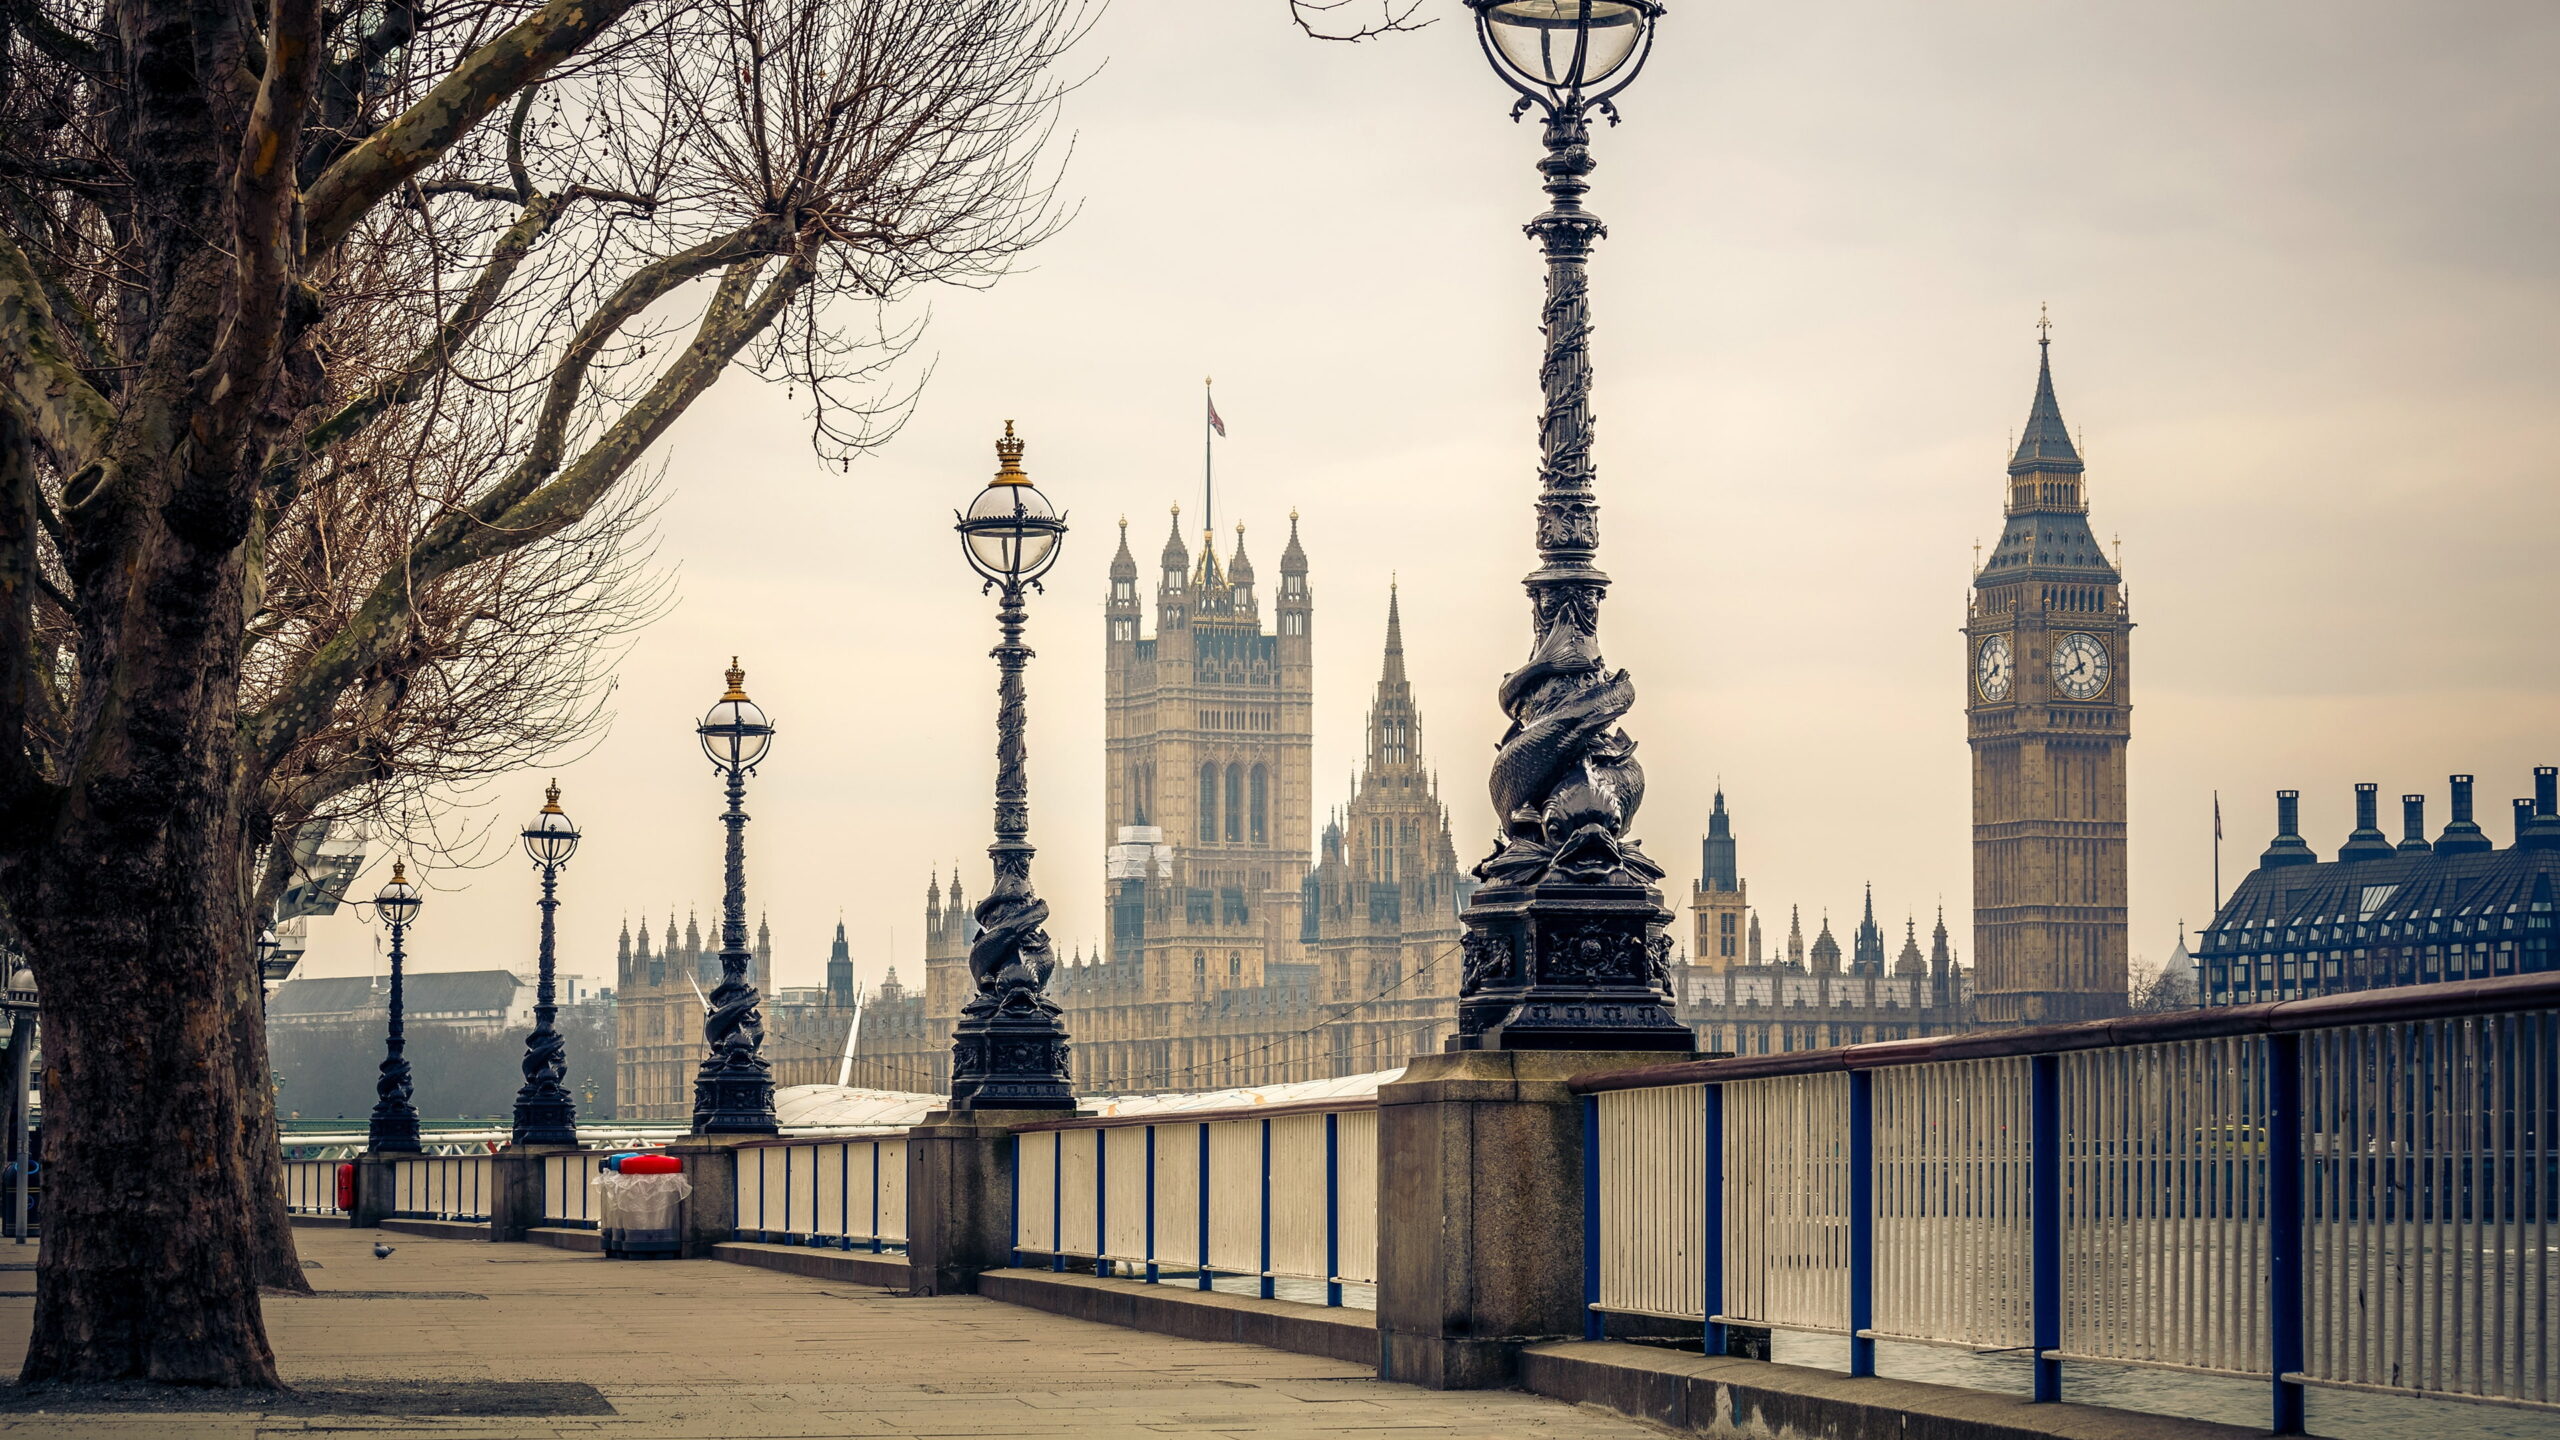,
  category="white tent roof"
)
[771,1067,1403,1134]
